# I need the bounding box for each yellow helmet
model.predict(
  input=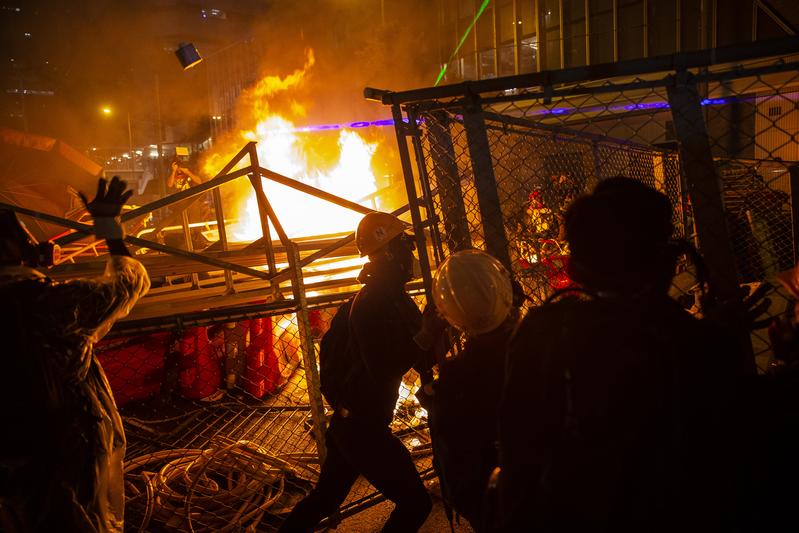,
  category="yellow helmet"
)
[433,249,513,335]
[356,212,408,257]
